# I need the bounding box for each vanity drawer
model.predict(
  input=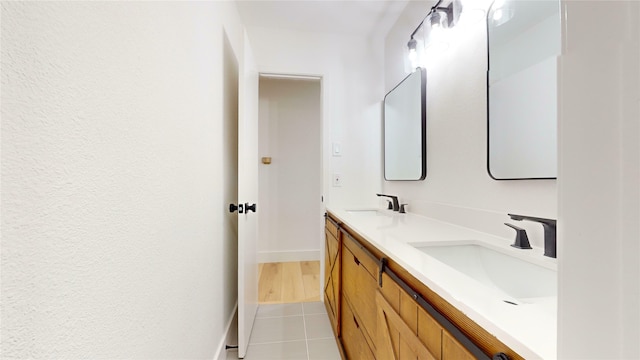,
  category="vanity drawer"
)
[341,293,376,360]
[342,230,378,280]
[342,242,378,350]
